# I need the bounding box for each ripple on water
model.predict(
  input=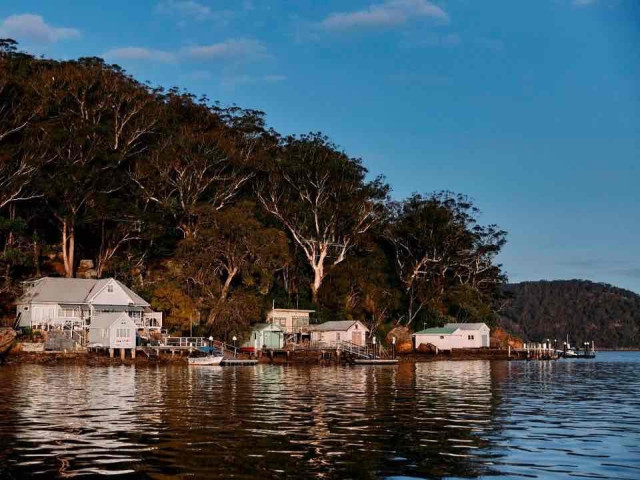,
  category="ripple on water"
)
[0,353,638,478]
